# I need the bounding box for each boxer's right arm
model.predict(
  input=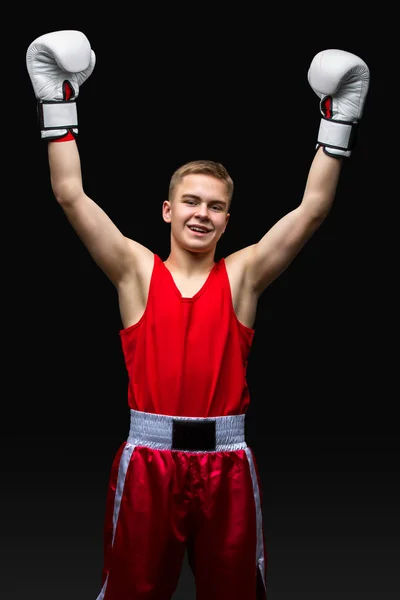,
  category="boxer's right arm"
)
[48,139,153,287]
[27,30,153,287]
